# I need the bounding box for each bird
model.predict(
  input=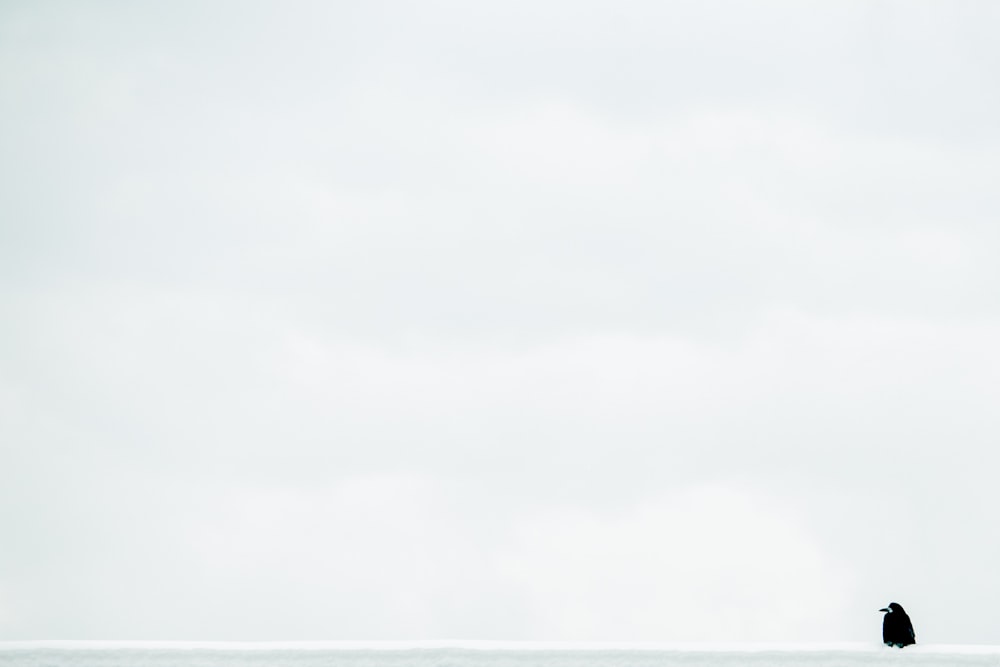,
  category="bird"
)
[880,602,916,647]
